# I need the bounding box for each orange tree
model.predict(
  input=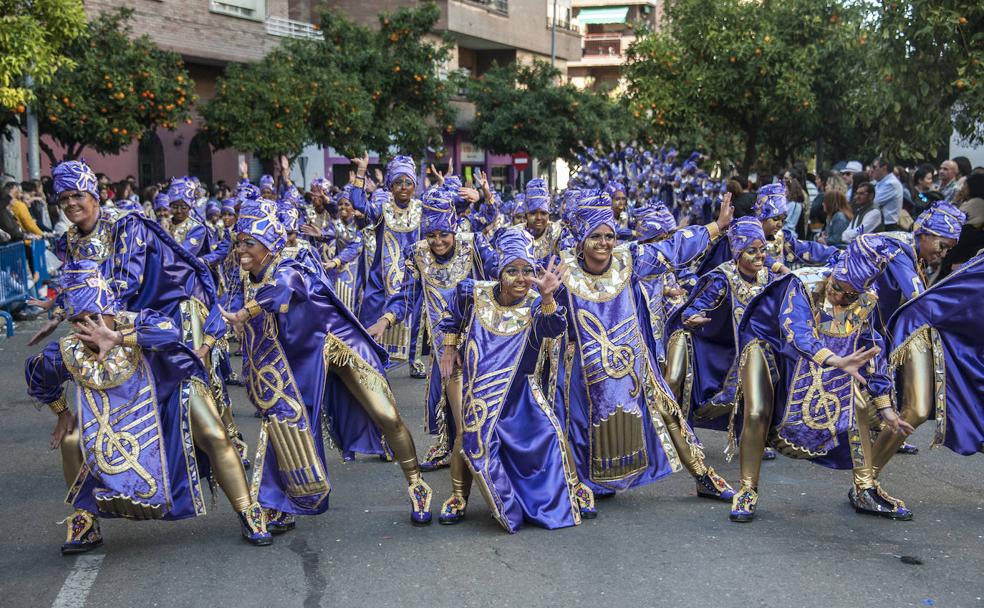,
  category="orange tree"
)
[30,8,195,164]
[861,0,984,161]
[625,0,866,173]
